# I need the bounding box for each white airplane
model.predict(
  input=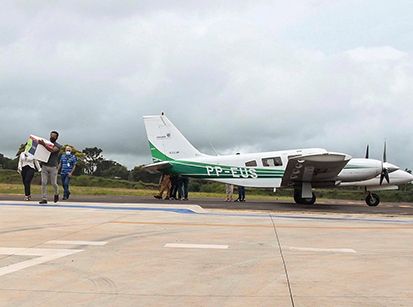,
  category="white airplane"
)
[143,114,413,207]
